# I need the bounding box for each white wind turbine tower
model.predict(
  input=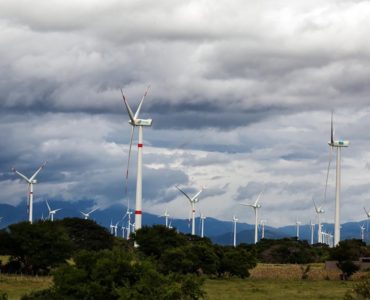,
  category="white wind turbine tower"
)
[361,224,366,242]
[232,216,238,247]
[296,219,301,240]
[363,207,370,242]
[200,212,206,238]
[240,190,263,244]
[46,200,61,221]
[110,220,114,235]
[113,221,120,237]
[313,200,325,243]
[260,220,266,240]
[125,209,133,239]
[121,86,152,233]
[310,220,315,245]
[160,208,170,228]
[12,161,47,223]
[80,207,98,220]
[176,185,204,235]
[327,112,349,246]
